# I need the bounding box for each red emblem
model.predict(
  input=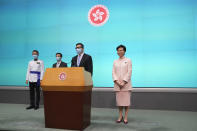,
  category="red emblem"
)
[88,5,109,26]
[59,72,66,81]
